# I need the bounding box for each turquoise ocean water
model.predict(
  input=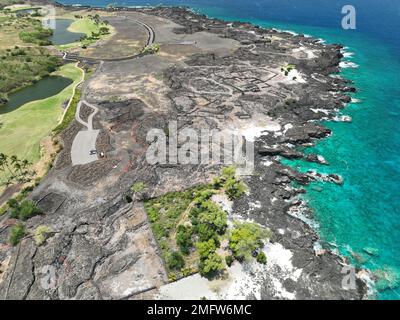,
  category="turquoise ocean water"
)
[61,0,400,299]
